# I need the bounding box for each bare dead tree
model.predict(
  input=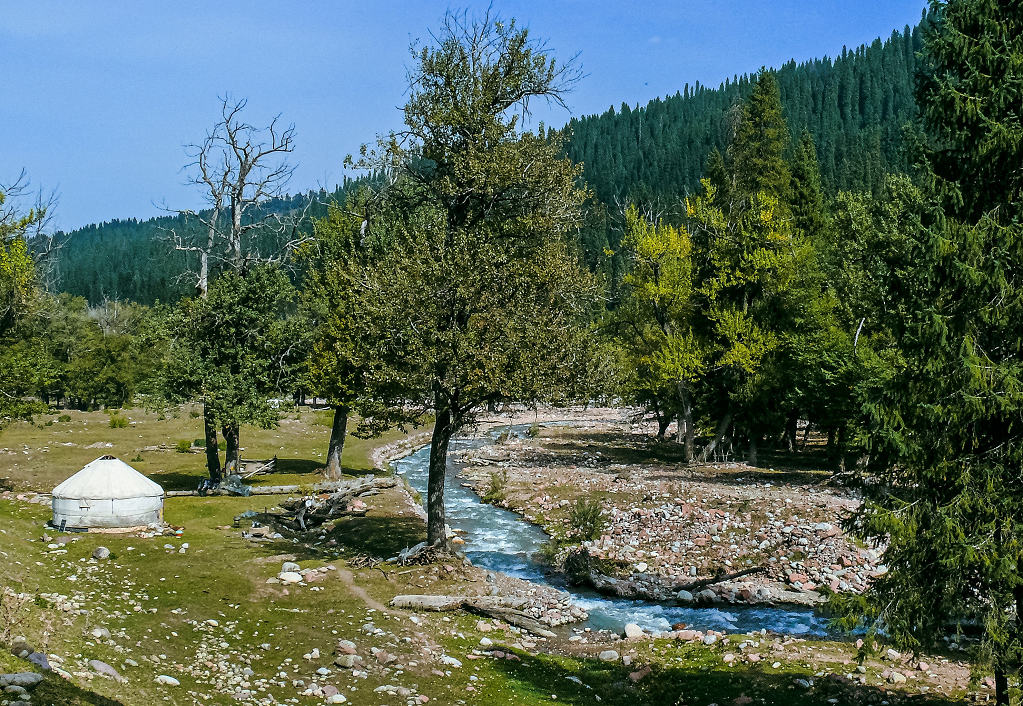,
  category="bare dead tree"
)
[164,95,312,481]
[168,95,306,296]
